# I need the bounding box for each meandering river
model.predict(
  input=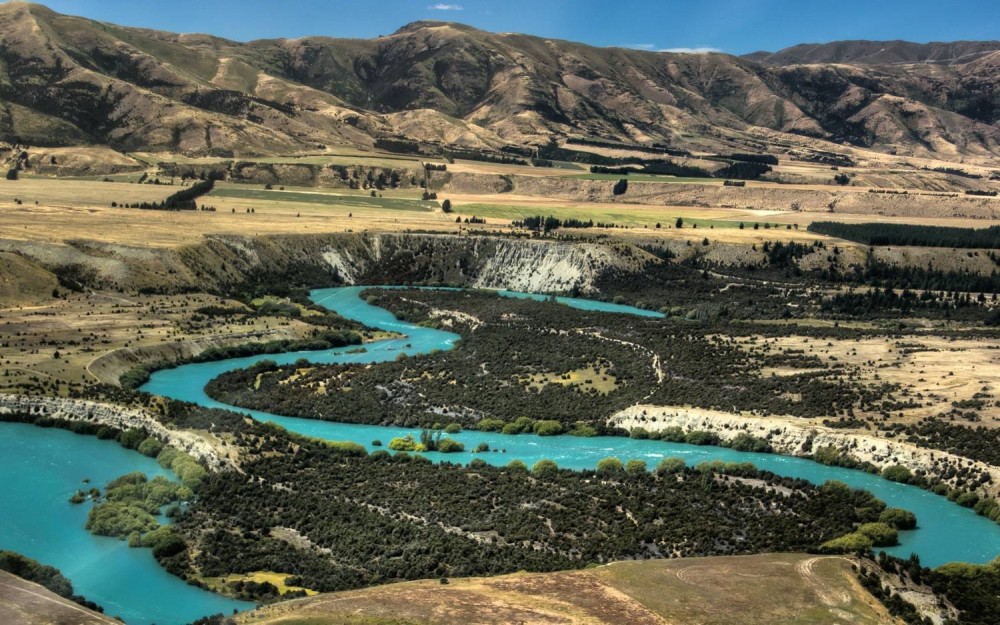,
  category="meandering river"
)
[4,285,999,625]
